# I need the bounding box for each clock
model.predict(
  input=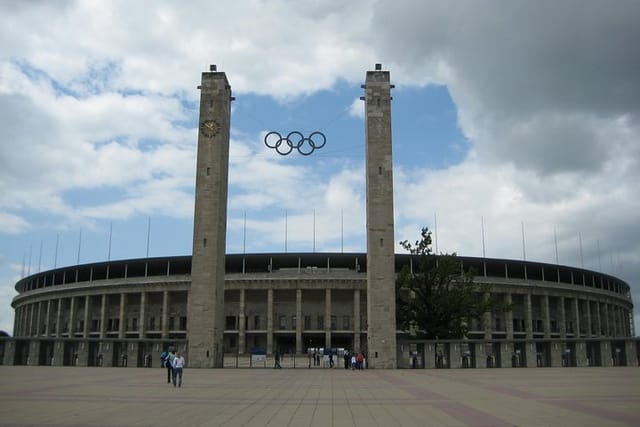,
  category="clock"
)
[200,119,221,138]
